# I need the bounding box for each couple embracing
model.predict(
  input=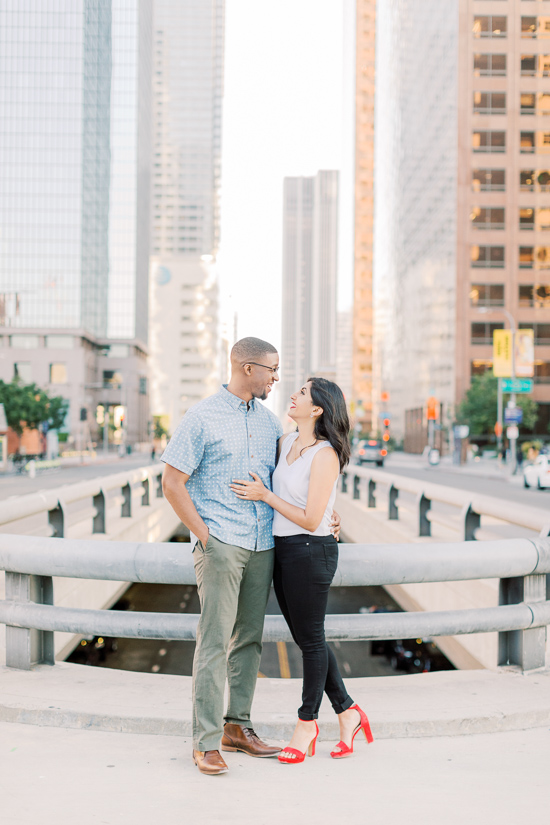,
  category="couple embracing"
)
[162,337,373,776]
